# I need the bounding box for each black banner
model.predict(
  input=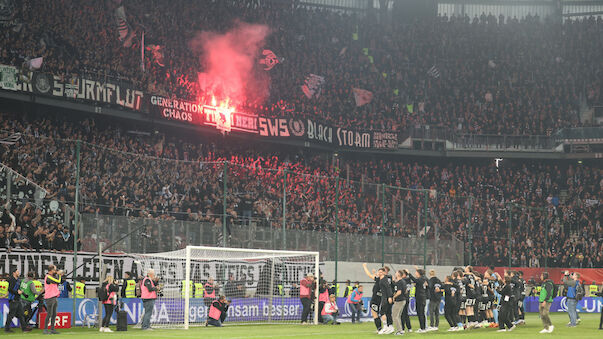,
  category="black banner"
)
[0,64,144,111]
[0,63,398,150]
[149,98,398,150]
